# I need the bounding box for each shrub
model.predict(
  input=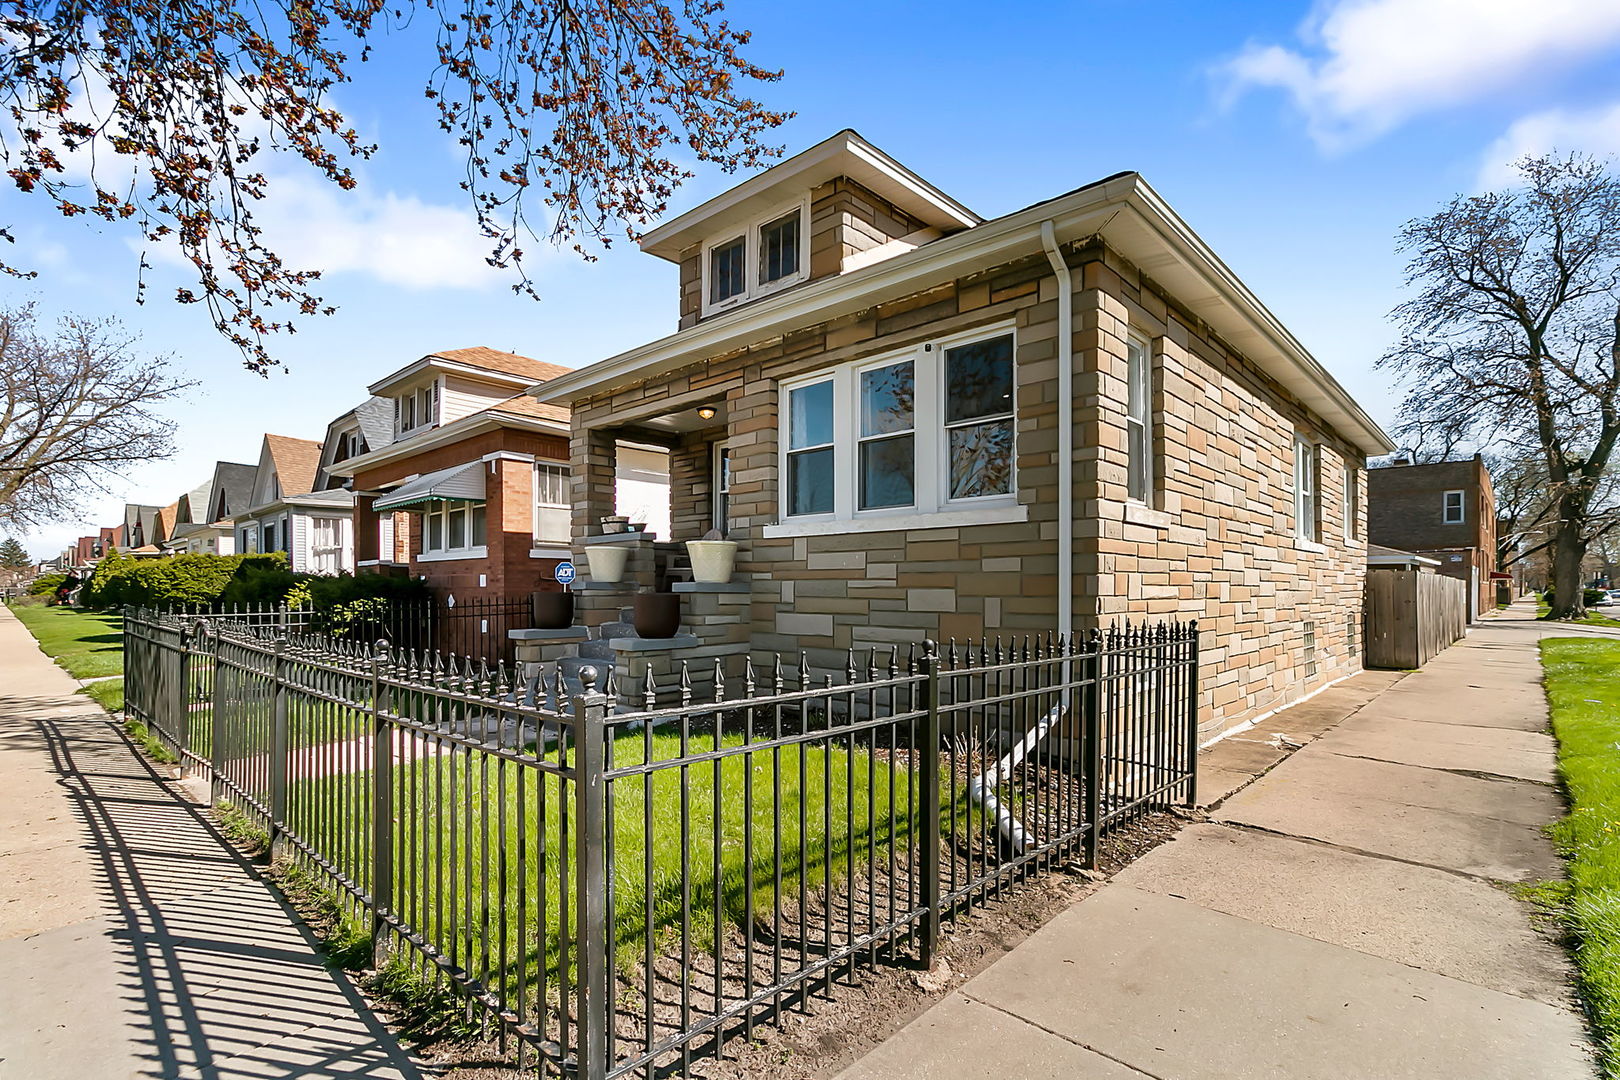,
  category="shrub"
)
[82,551,289,610]
[28,573,66,597]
